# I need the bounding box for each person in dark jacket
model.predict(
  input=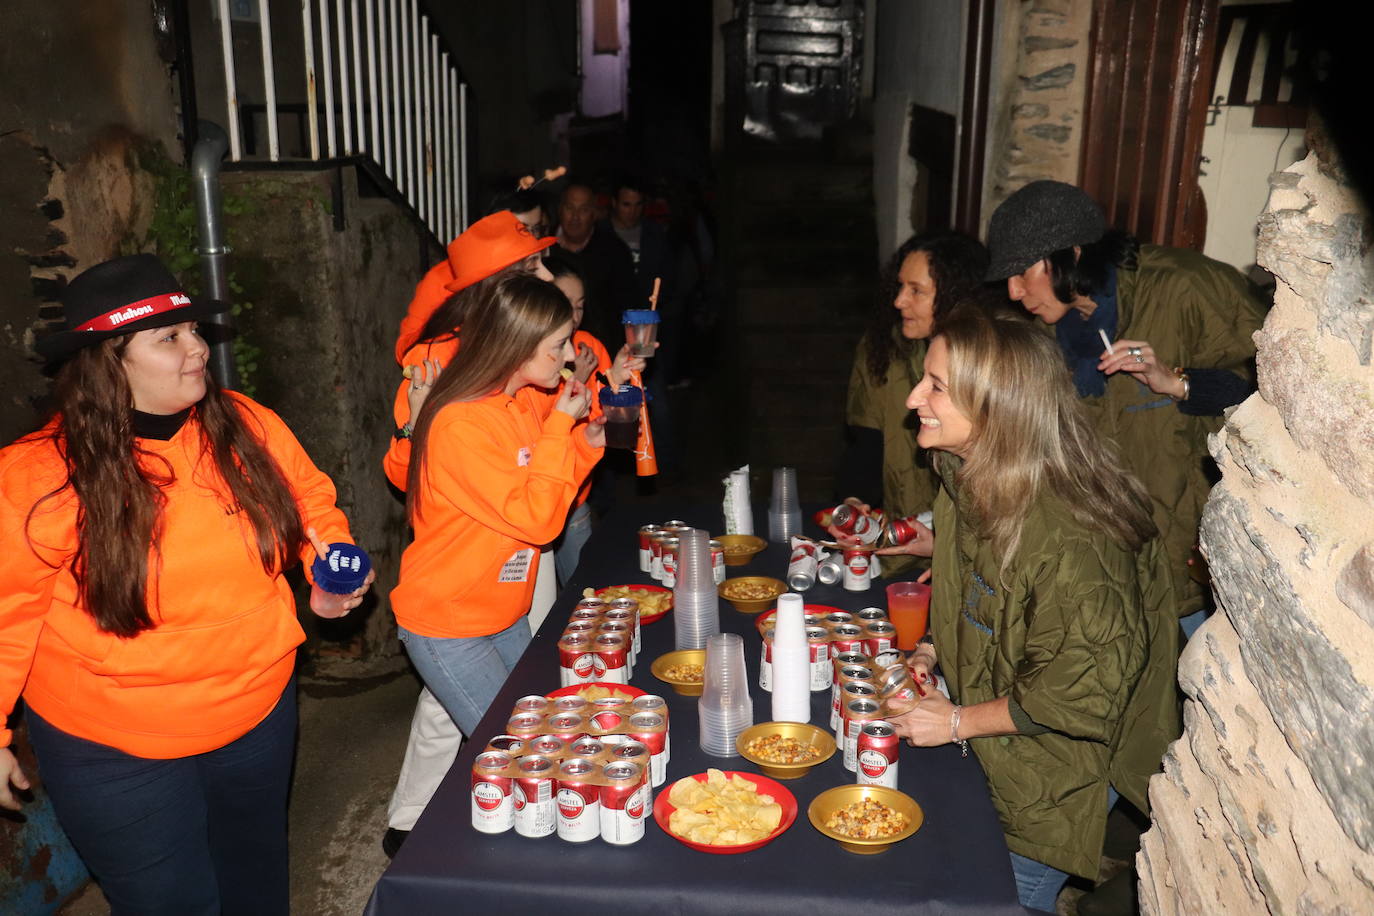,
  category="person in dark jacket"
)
[985,180,1265,631]
[878,308,1180,913]
[554,180,638,354]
